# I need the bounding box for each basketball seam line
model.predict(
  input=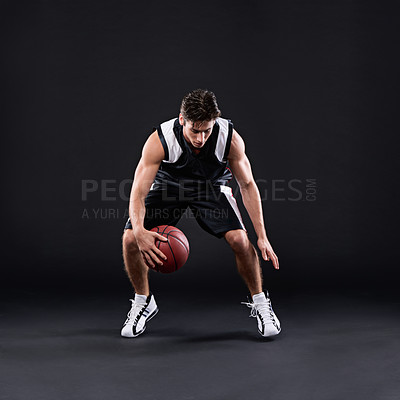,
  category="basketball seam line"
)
[166,232,178,271]
[166,233,189,253]
[161,225,169,235]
